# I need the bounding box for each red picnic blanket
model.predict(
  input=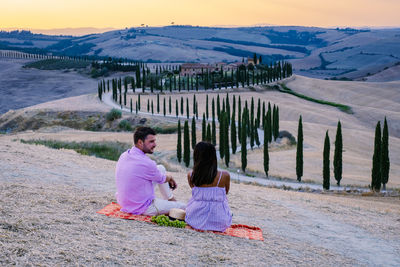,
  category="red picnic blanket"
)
[97,202,264,241]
